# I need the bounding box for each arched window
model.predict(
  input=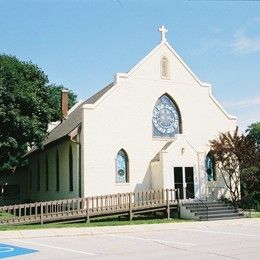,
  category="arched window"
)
[37,158,40,191]
[56,150,60,191]
[152,94,181,138]
[161,56,170,79]
[29,169,32,190]
[116,149,129,183]
[45,155,49,191]
[206,152,217,181]
[69,145,73,192]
